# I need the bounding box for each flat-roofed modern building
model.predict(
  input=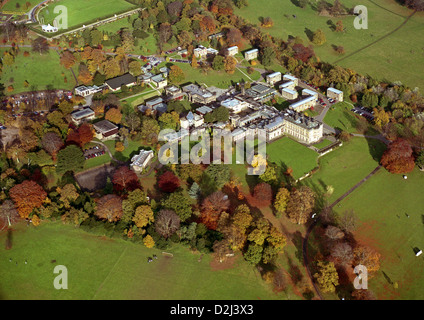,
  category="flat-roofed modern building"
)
[245,83,277,102]
[226,46,239,56]
[289,96,316,112]
[182,84,217,104]
[130,149,154,172]
[302,88,318,98]
[327,87,344,102]
[221,98,250,114]
[266,72,282,86]
[151,74,167,89]
[281,88,298,100]
[74,85,105,97]
[283,74,299,86]
[93,120,119,141]
[71,108,95,125]
[105,73,137,92]
[244,48,258,61]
